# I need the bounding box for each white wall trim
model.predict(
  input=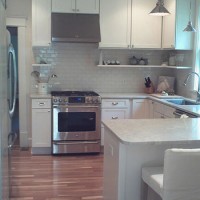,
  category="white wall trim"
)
[6,17,26,27]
